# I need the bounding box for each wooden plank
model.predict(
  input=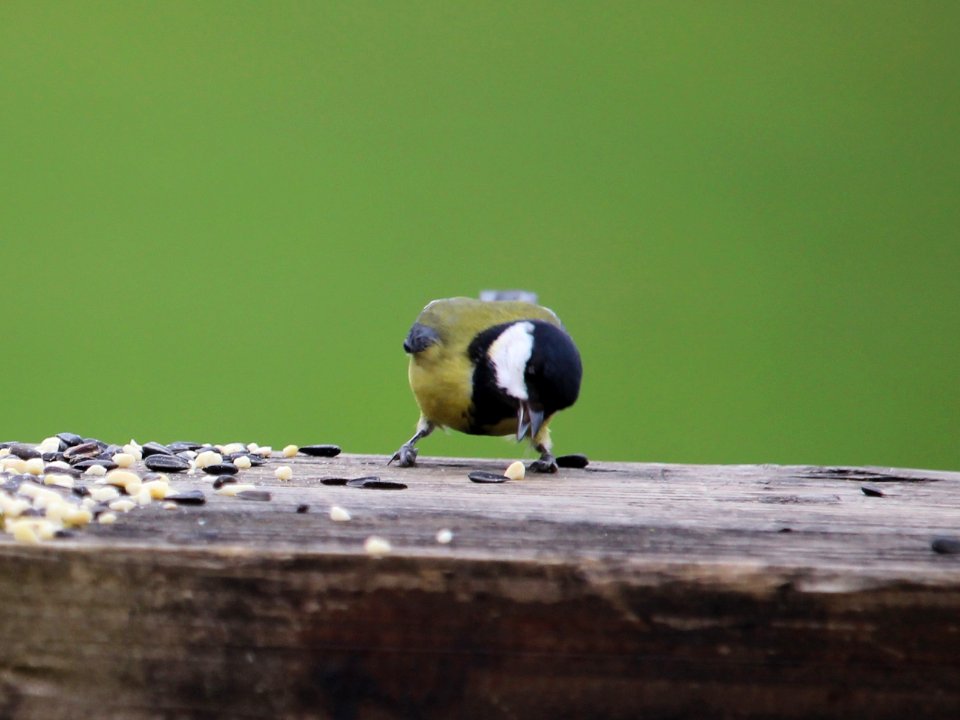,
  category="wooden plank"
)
[2,454,960,718]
